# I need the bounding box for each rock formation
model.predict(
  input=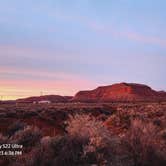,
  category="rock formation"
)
[72,83,166,102]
